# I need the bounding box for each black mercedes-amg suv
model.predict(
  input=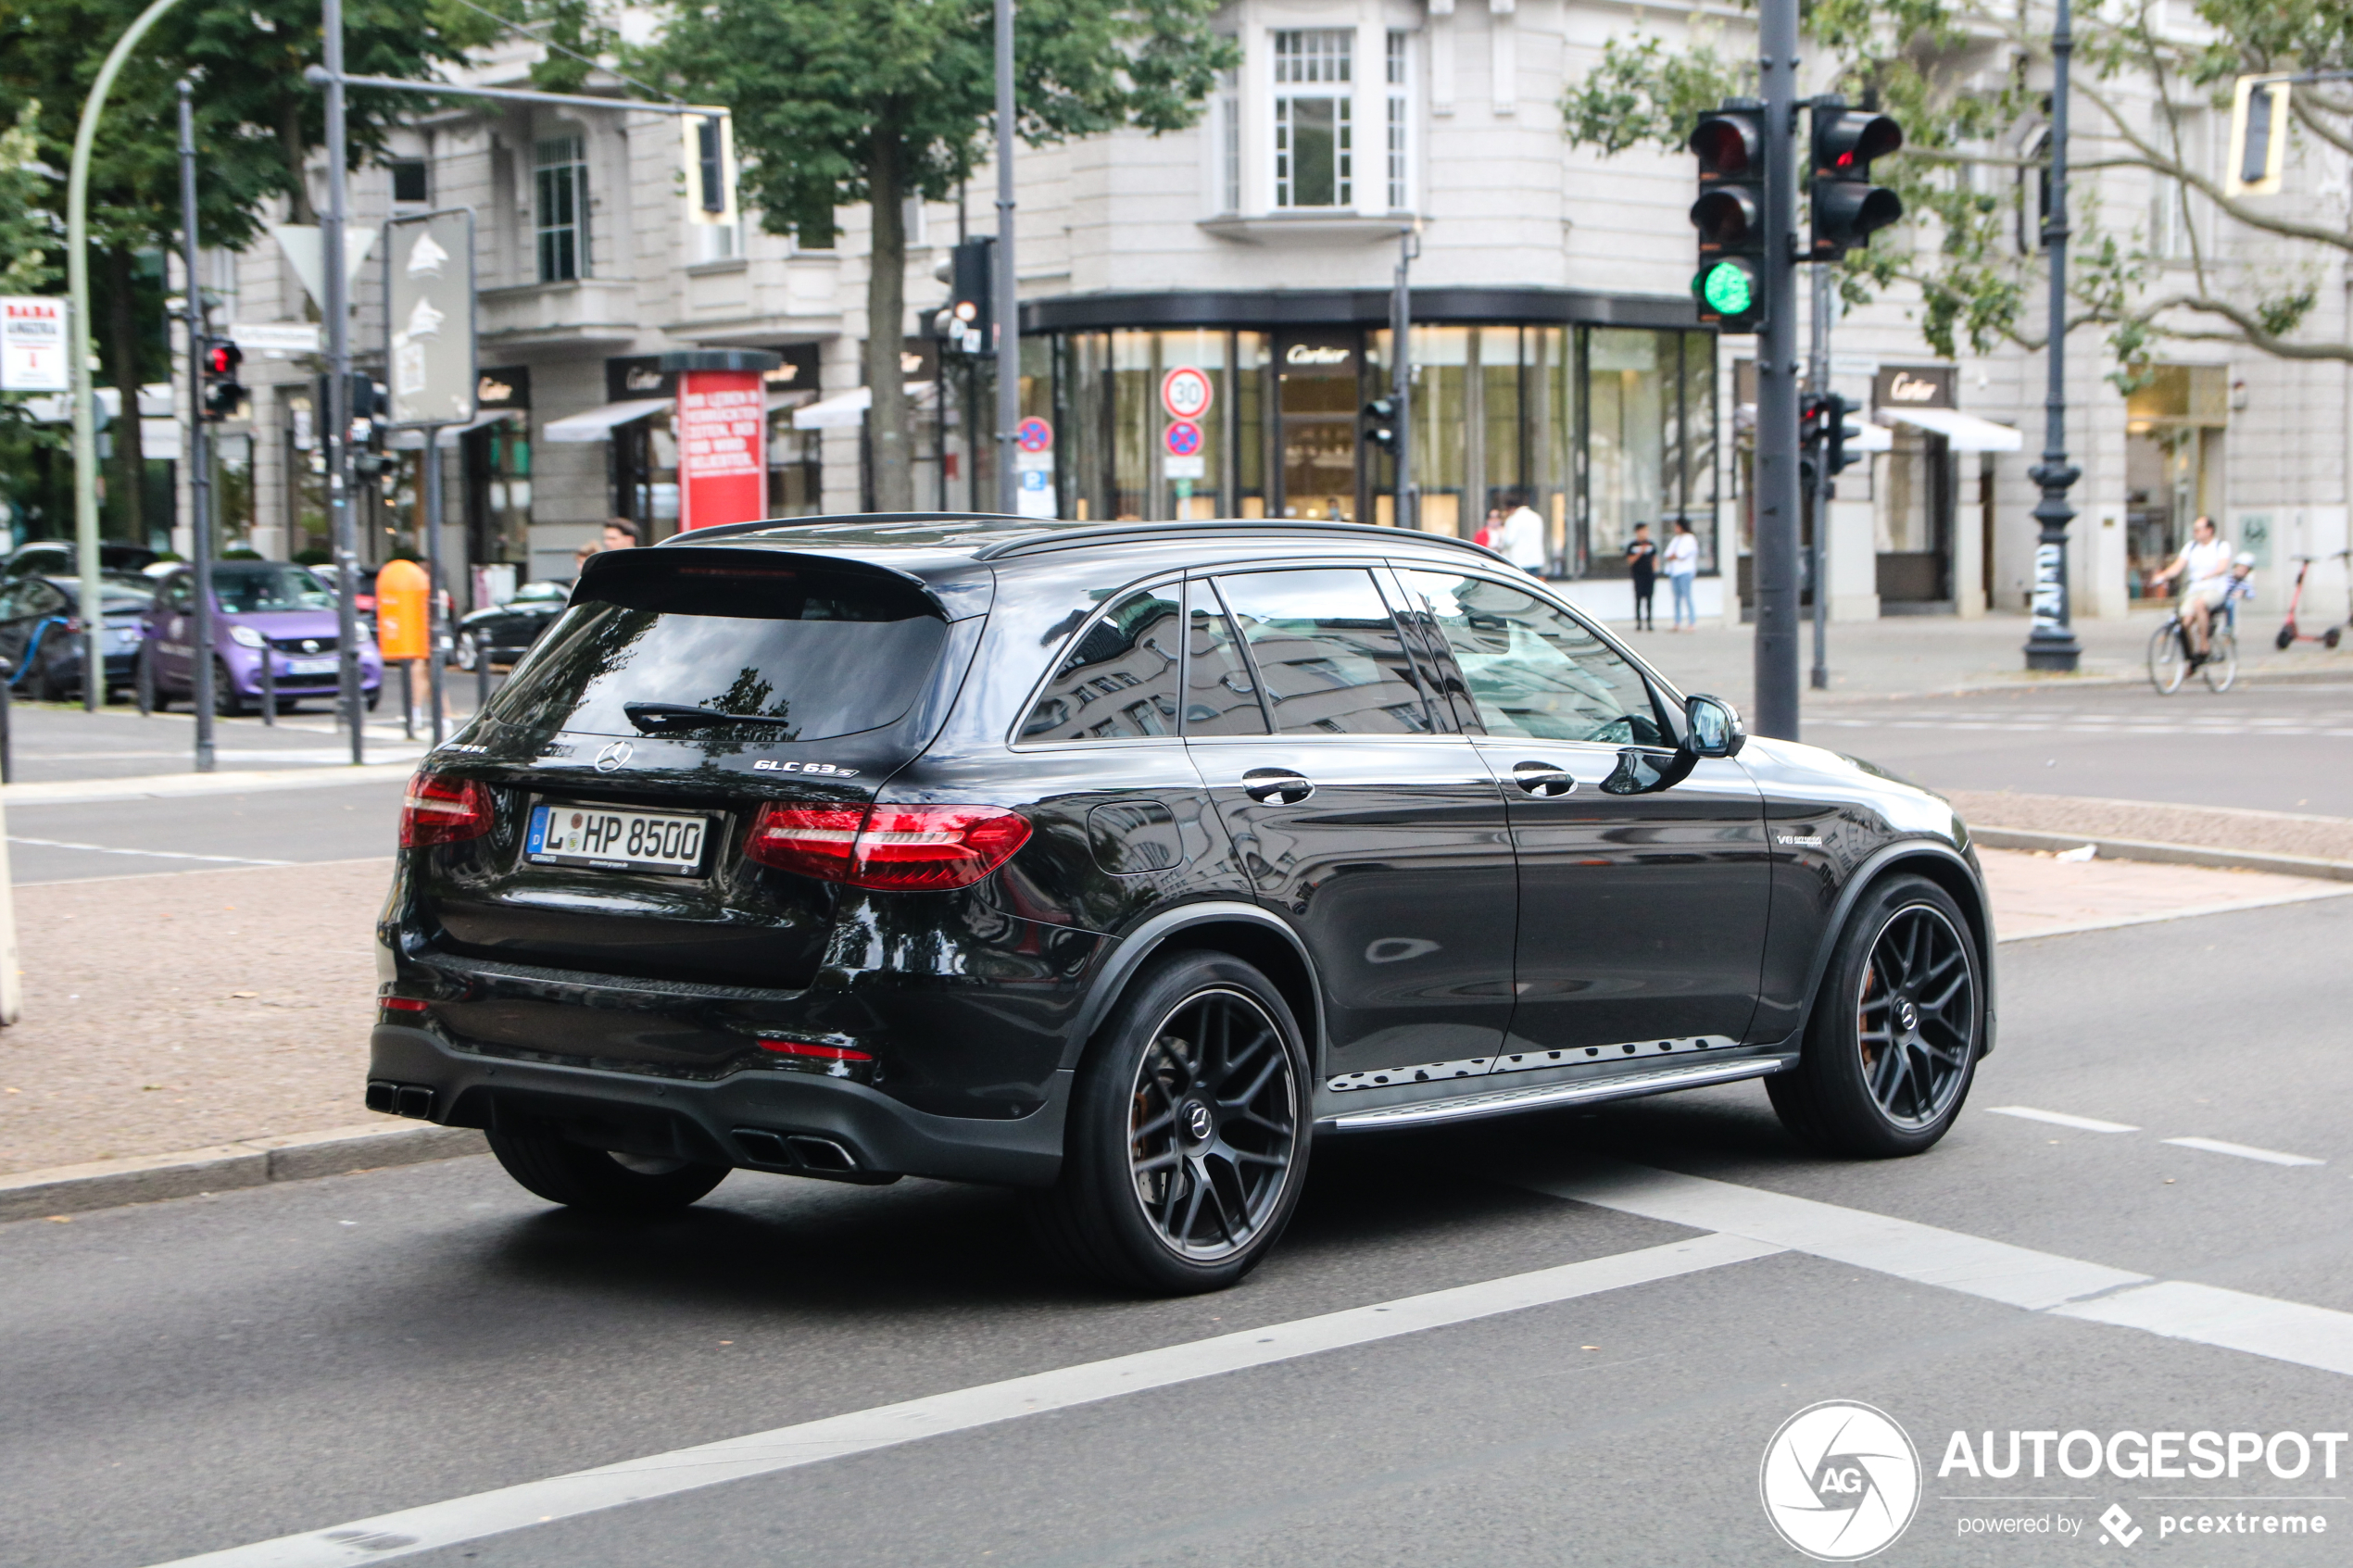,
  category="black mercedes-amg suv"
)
[370,514,1992,1293]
